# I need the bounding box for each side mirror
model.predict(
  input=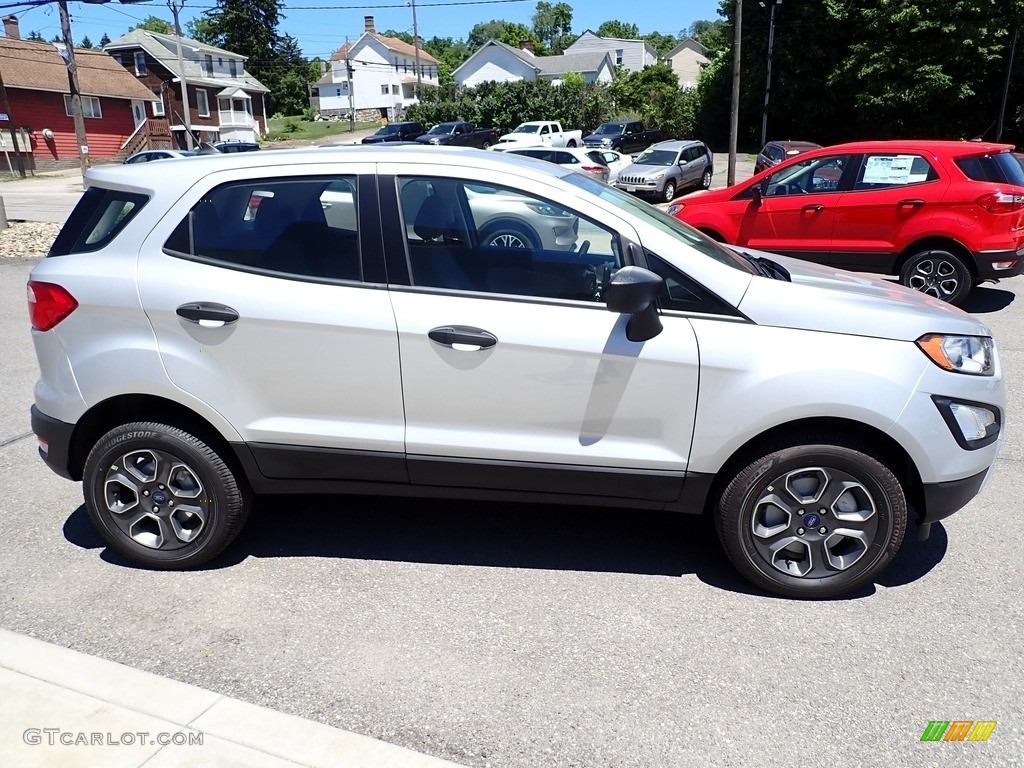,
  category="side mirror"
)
[604,266,664,342]
[752,186,763,208]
